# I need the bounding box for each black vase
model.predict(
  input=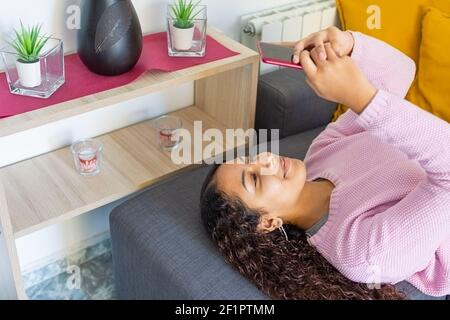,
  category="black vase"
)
[77,0,143,76]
